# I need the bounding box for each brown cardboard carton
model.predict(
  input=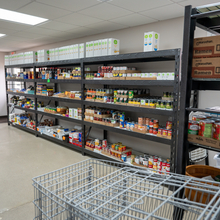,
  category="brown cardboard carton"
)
[192,57,220,78]
[194,36,220,58]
